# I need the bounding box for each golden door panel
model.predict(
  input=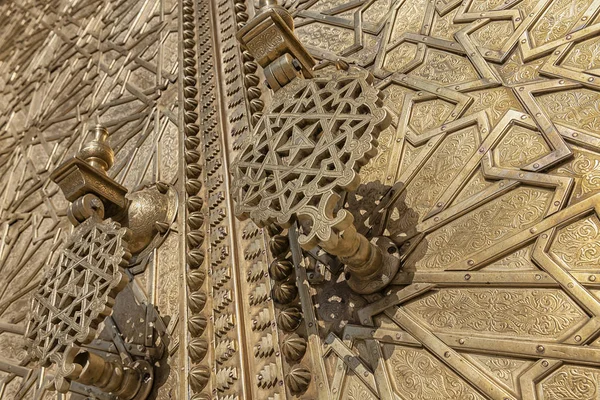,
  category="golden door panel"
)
[1,0,600,398]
